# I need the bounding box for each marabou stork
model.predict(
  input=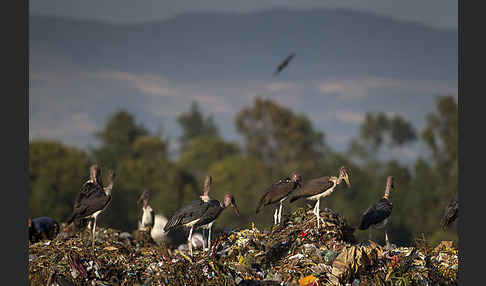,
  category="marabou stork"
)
[137,189,155,231]
[256,172,303,225]
[164,193,239,256]
[289,167,351,229]
[68,165,104,231]
[274,52,296,76]
[441,191,458,230]
[358,176,395,247]
[66,166,115,250]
